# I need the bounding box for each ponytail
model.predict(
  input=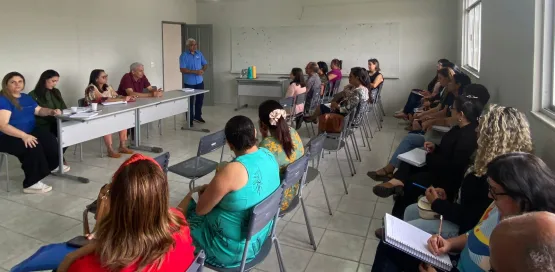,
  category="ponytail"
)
[331,59,343,69]
[258,100,294,158]
[275,117,293,158]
